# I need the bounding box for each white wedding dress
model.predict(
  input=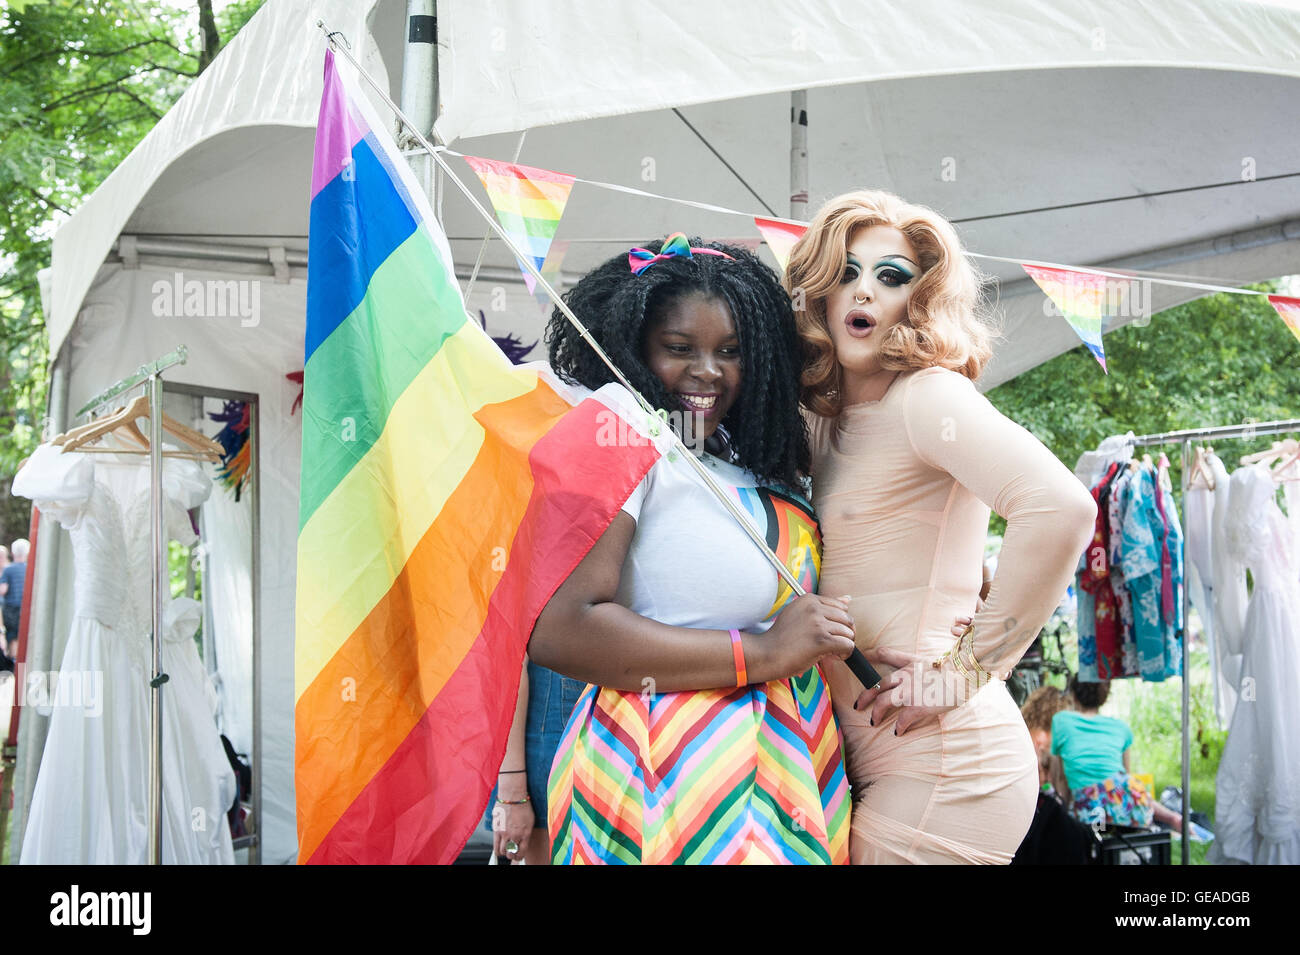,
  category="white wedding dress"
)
[1208,464,1300,865]
[13,442,236,864]
[1209,453,1246,725]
